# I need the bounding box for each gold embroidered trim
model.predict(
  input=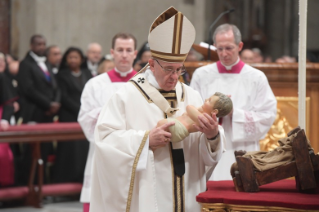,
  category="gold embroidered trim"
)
[182,175,185,211]
[180,83,185,102]
[161,93,177,98]
[169,100,177,109]
[172,12,183,54]
[134,63,149,76]
[149,7,177,32]
[200,203,319,212]
[159,90,177,108]
[126,131,150,212]
[168,145,184,212]
[151,50,187,62]
[176,176,182,212]
[151,49,187,56]
[129,81,153,103]
[169,132,175,211]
